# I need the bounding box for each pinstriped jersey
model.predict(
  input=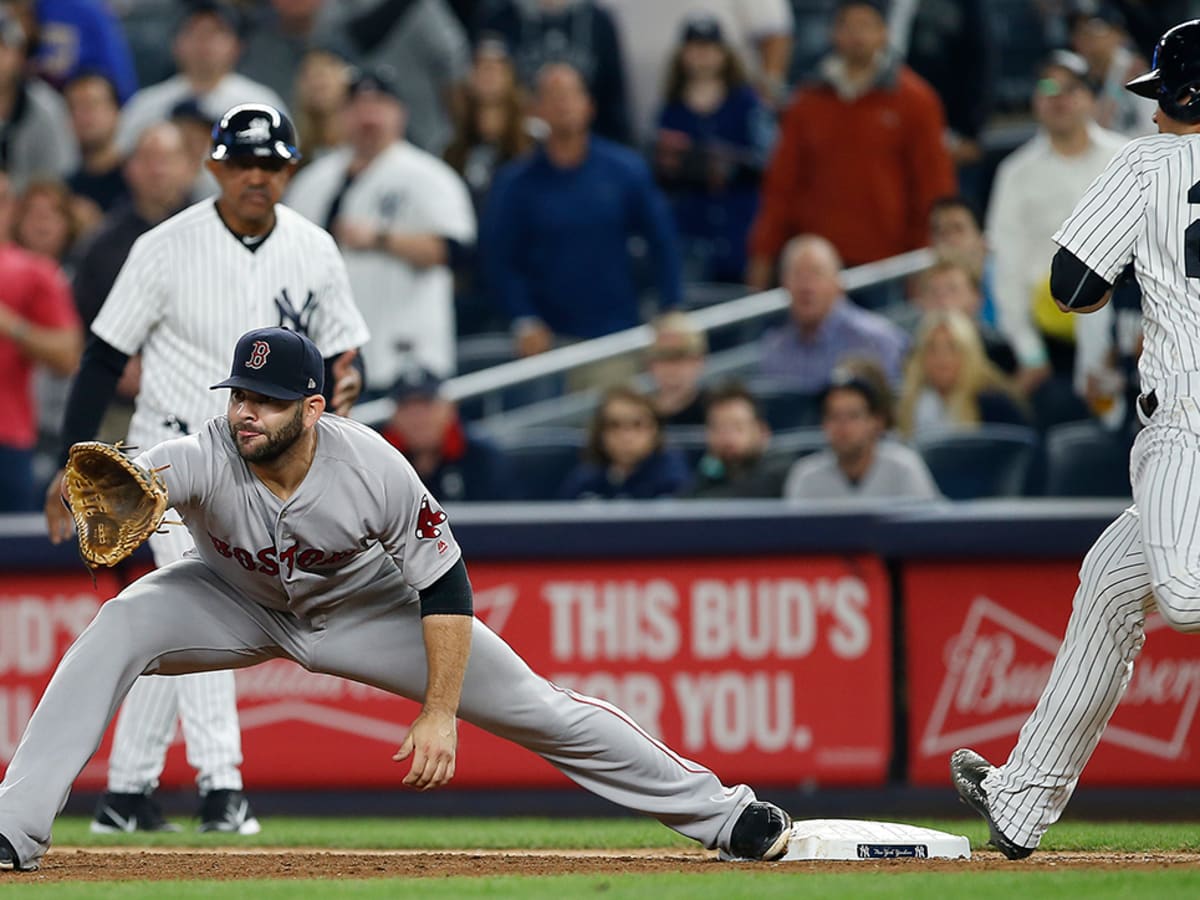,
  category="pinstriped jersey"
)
[1054,133,1200,394]
[91,199,370,449]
